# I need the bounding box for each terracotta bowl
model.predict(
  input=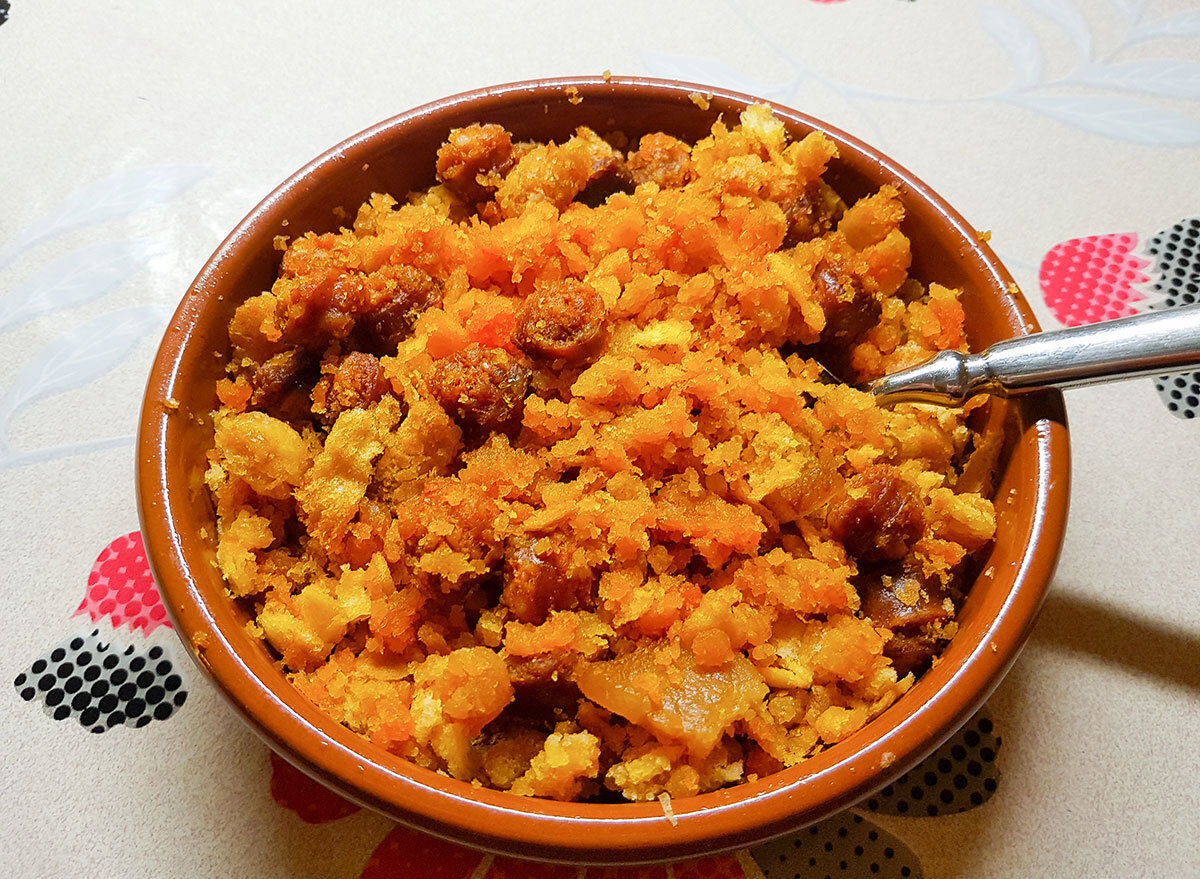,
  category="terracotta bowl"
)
[137,76,1069,864]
